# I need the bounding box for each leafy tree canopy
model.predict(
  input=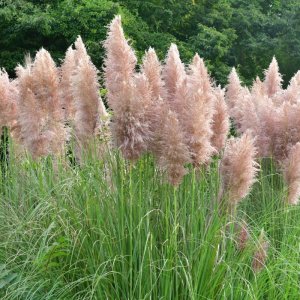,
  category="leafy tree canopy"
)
[0,0,299,85]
